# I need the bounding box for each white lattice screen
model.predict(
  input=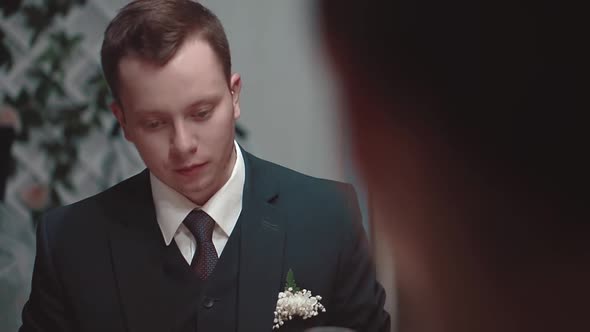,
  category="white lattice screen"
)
[1,0,143,222]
